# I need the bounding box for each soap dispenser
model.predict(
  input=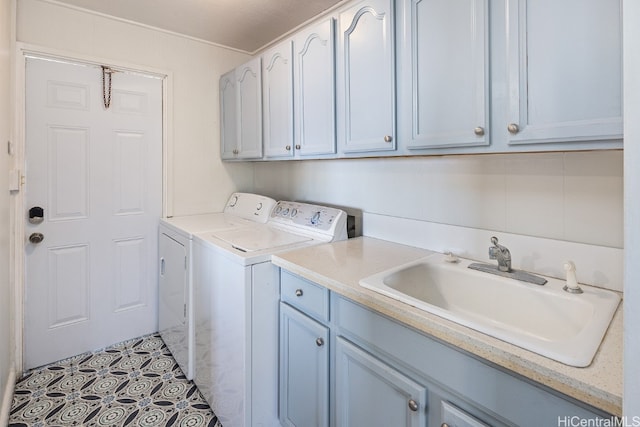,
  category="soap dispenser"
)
[563,261,583,294]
